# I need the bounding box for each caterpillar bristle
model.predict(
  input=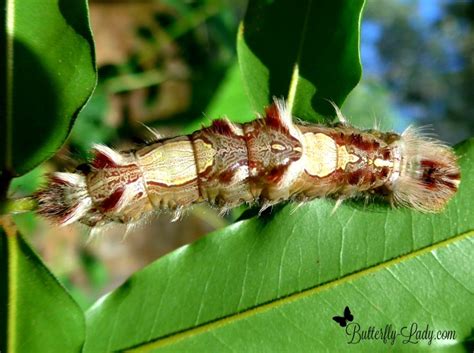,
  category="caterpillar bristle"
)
[389,127,460,212]
[36,172,92,225]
